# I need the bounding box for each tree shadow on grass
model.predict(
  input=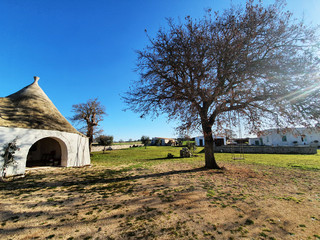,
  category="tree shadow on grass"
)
[0,167,225,193]
[145,156,182,161]
[0,166,237,240]
[108,167,223,183]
